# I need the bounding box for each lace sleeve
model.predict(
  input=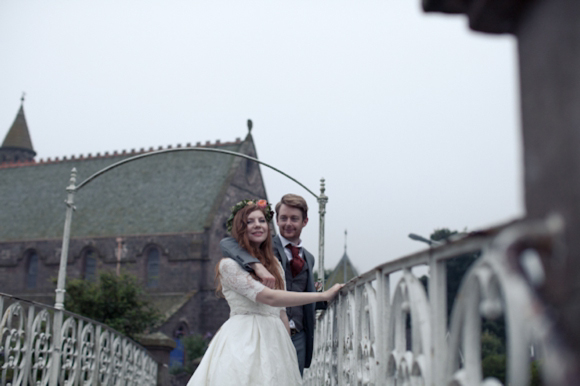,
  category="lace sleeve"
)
[219,258,266,302]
